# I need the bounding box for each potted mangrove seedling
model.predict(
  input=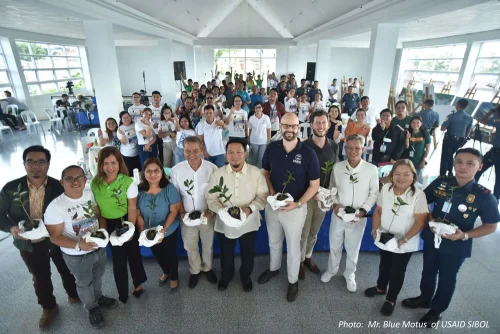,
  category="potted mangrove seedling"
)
[139,194,163,247]
[375,195,409,251]
[317,160,337,212]
[182,179,207,226]
[428,186,458,247]
[11,183,49,239]
[109,185,135,246]
[267,170,295,210]
[208,176,246,228]
[82,200,109,247]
